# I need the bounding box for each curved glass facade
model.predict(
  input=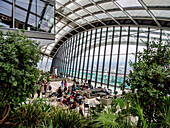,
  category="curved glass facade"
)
[53,26,168,91]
